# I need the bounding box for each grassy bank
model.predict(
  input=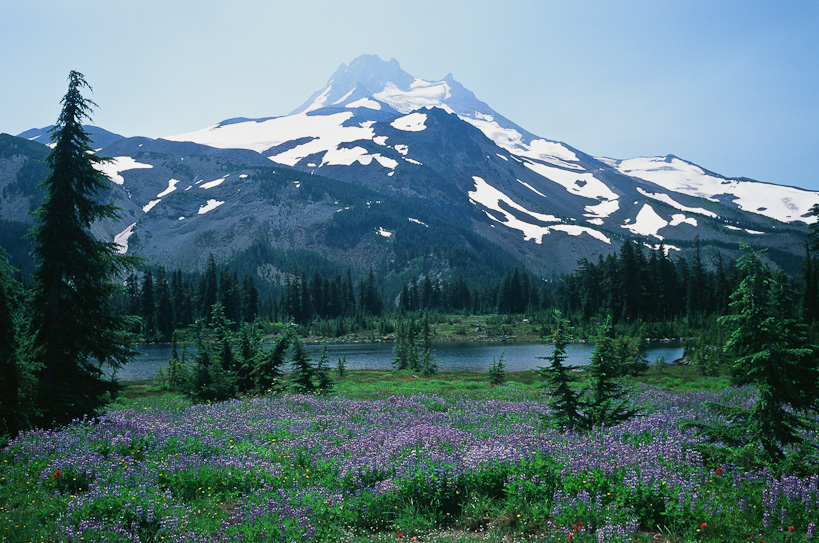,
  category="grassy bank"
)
[117,364,728,404]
